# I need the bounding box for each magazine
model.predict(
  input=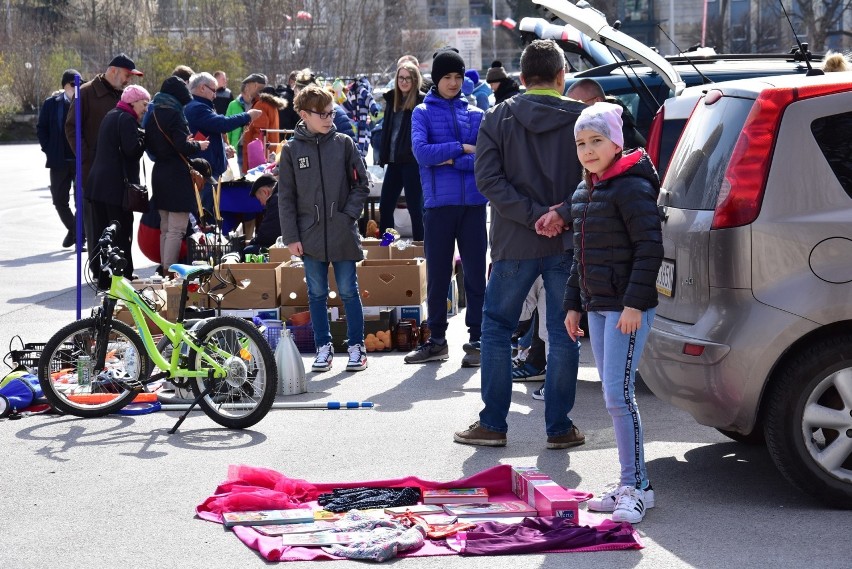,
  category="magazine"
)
[442,501,538,518]
[422,487,489,504]
[254,522,336,536]
[223,509,314,527]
